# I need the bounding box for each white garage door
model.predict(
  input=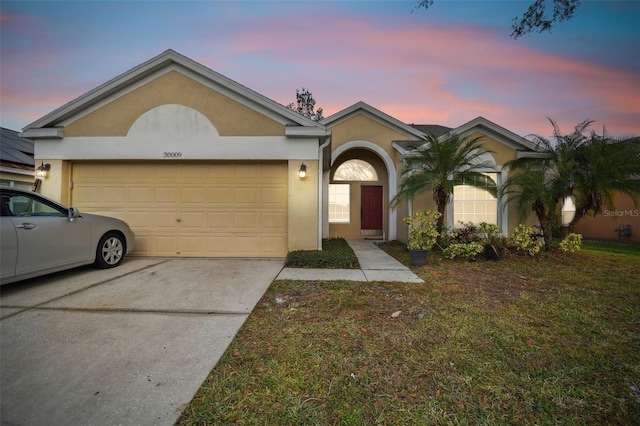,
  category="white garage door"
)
[71,162,288,257]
